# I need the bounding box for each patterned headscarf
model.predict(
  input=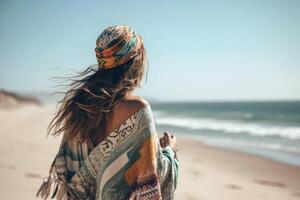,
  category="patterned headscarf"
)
[95,25,144,69]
